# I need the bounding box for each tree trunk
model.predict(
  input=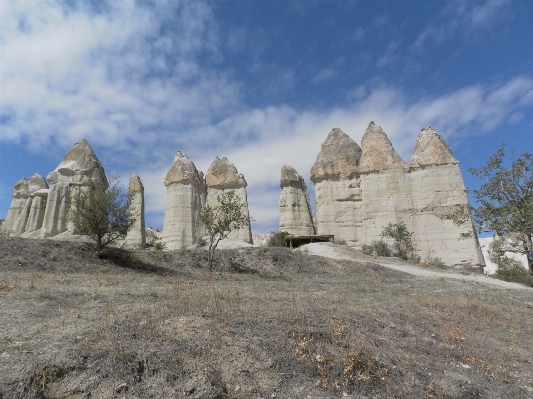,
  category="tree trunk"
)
[525,235,533,276]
